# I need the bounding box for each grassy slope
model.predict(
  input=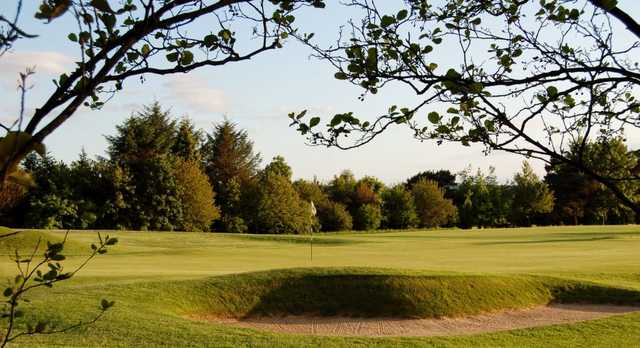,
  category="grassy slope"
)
[2,225,640,346]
